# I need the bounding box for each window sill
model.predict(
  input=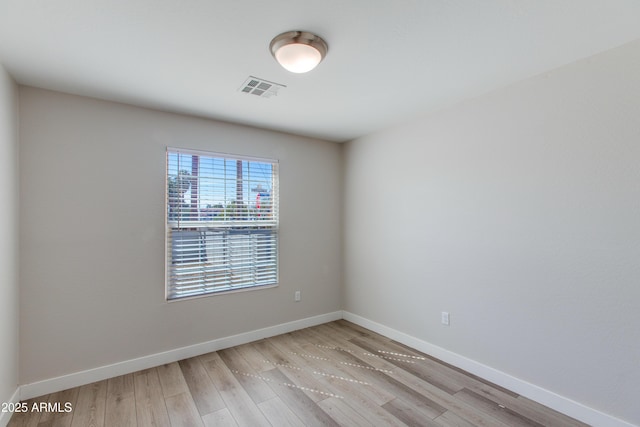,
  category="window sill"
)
[166,283,279,303]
